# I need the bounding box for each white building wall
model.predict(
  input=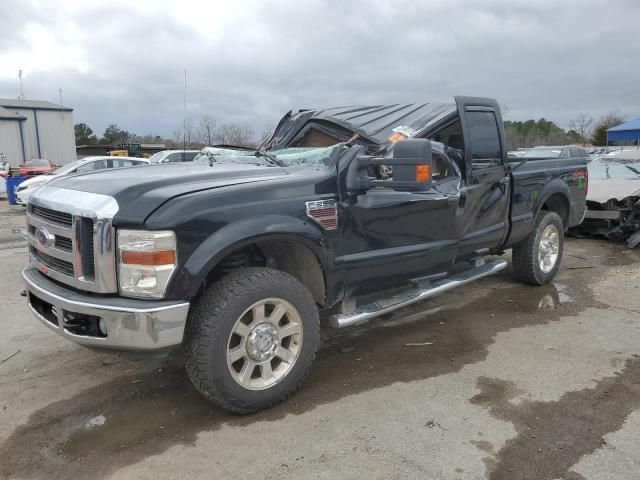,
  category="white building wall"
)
[0,120,24,165]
